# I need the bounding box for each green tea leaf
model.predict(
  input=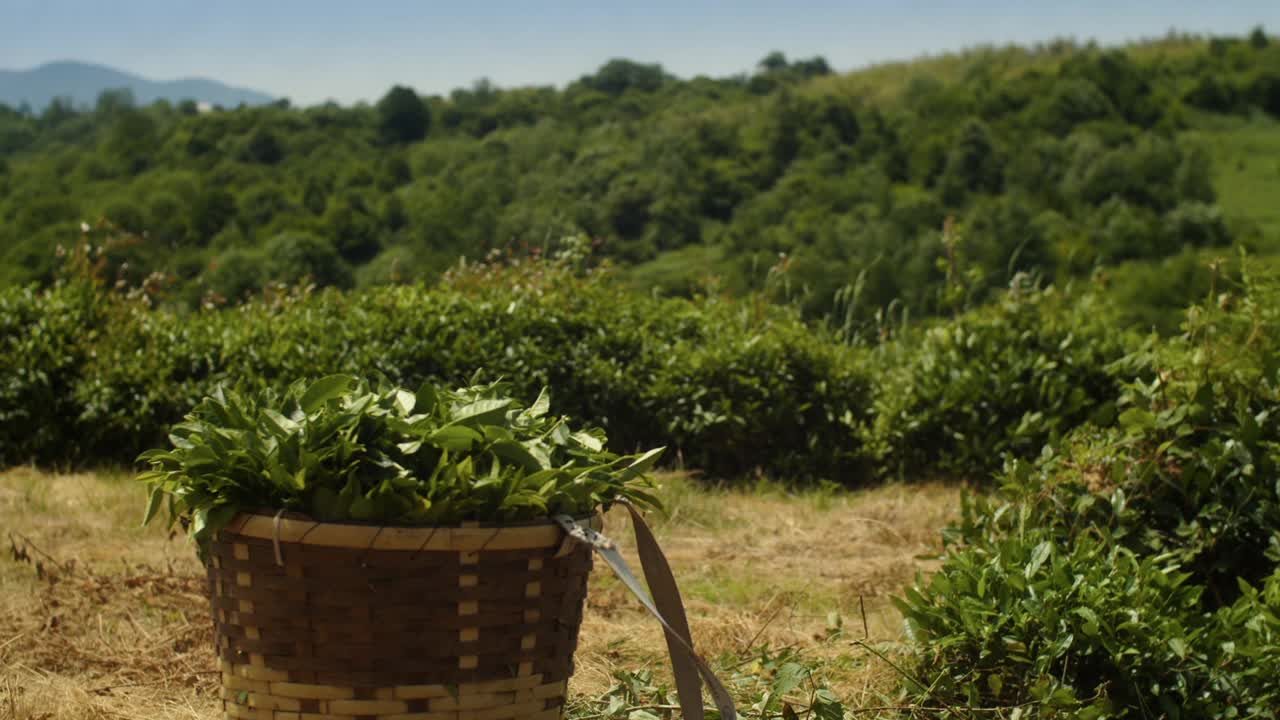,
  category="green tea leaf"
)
[490,440,544,471]
[300,375,355,414]
[526,387,551,419]
[429,425,482,451]
[570,431,604,452]
[142,485,165,527]
[450,398,515,427]
[619,447,665,480]
[1025,540,1052,578]
[137,379,663,555]
[771,662,808,697]
[393,389,416,416]
[262,409,299,437]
